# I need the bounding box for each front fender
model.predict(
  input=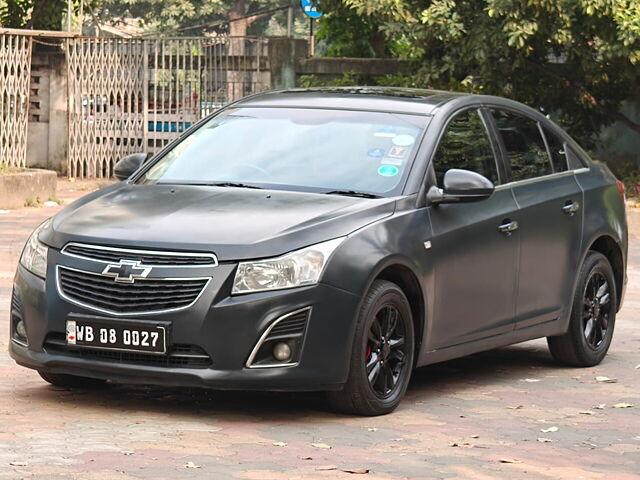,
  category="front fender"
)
[322,208,434,356]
